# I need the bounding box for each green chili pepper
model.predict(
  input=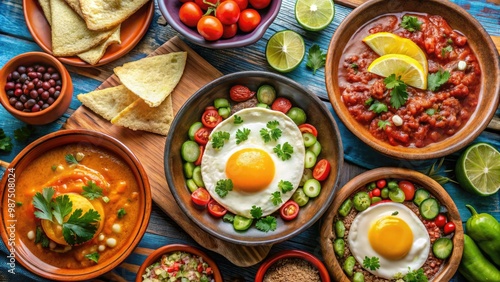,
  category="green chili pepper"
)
[458,234,500,282]
[465,204,500,266]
